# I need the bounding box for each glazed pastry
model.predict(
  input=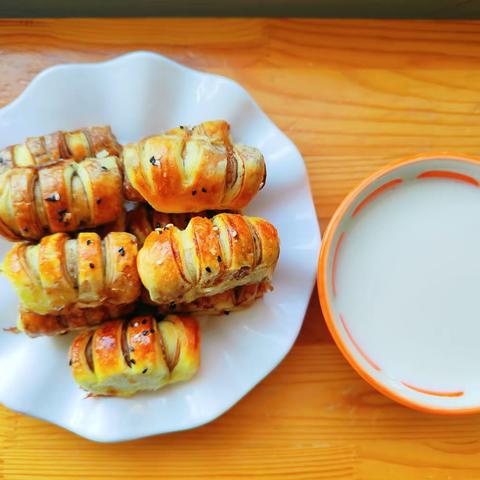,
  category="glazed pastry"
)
[125,204,217,246]
[19,280,271,337]
[155,280,272,315]
[18,304,134,337]
[94,208,127,237]
[138,213,279,304]
[0,156,123,240]
[122,120,266,212]
[1,231,140,315]
[0,120,265,241]
[0,125,121,174]
[69,315,200,396]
